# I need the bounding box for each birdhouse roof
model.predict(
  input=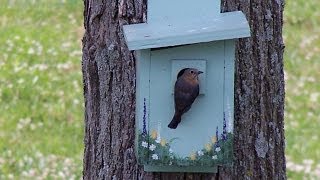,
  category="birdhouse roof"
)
[123,11,250,50]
